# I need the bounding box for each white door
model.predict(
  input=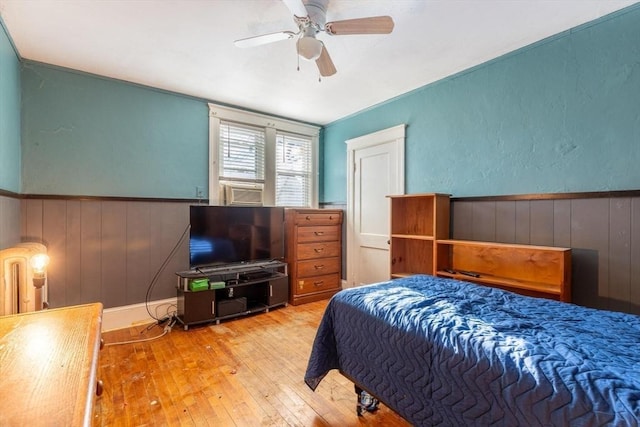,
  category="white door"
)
[345,125,405,287]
